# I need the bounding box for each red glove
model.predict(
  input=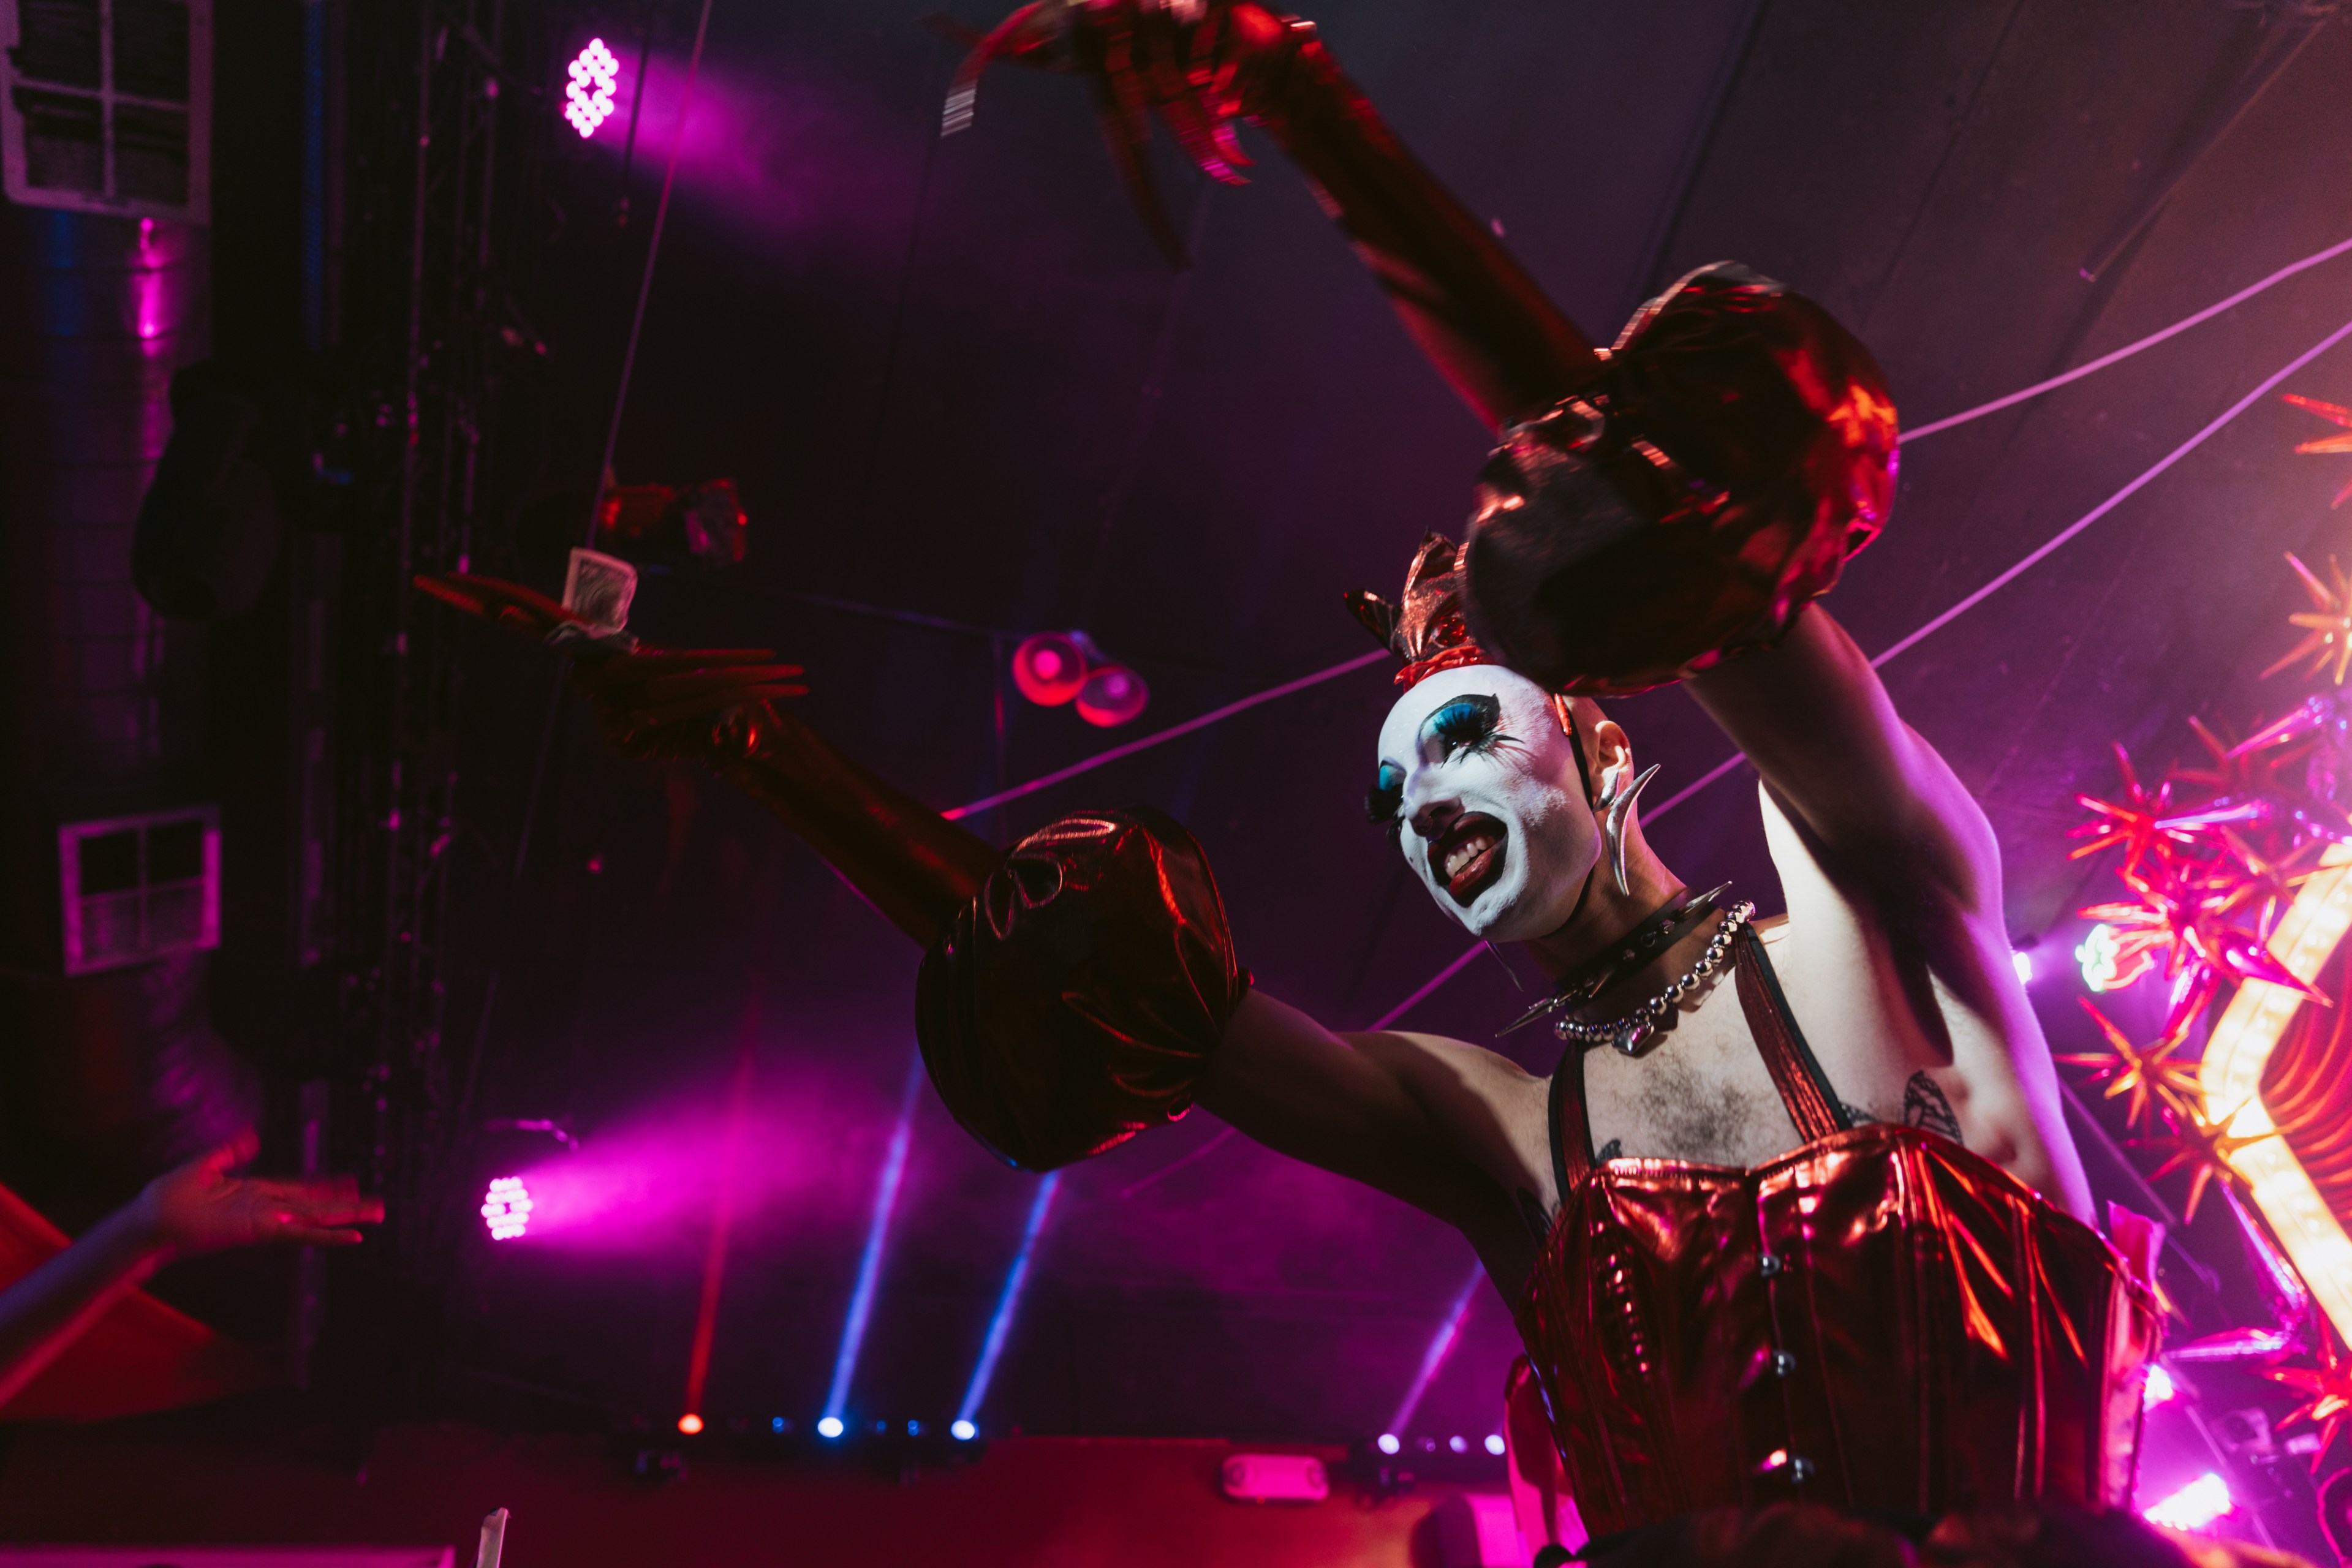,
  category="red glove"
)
[952,7,1894,695]
[947,0,1599,431]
